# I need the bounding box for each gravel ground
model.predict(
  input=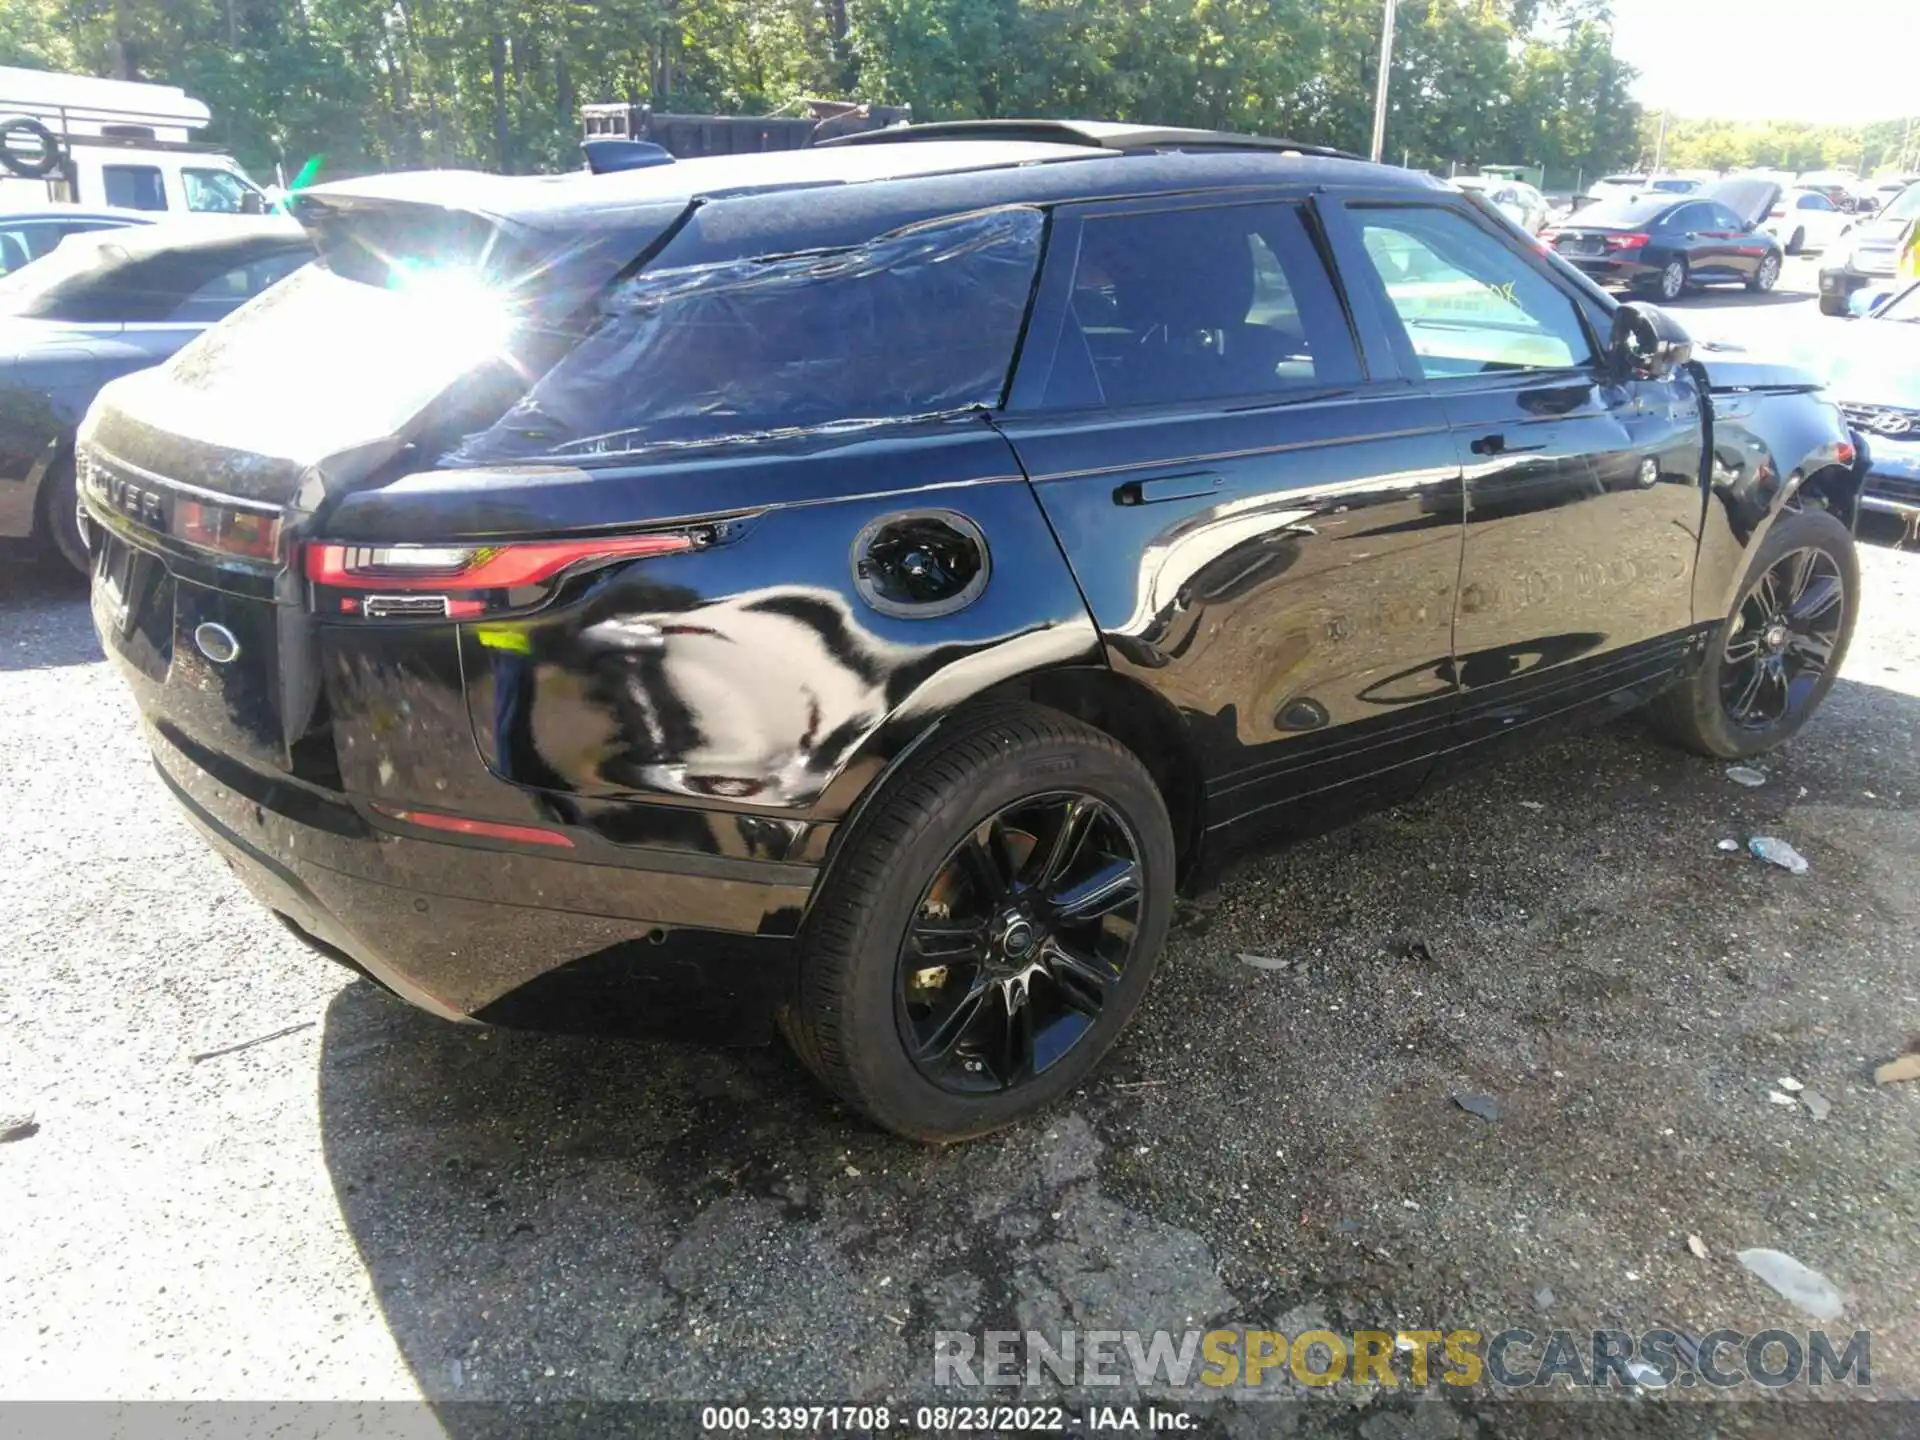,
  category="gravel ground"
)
[3,506,1918,1435]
